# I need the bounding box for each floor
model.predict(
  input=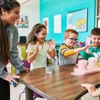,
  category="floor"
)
[10,82,99,100]
[10,82,46,100]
